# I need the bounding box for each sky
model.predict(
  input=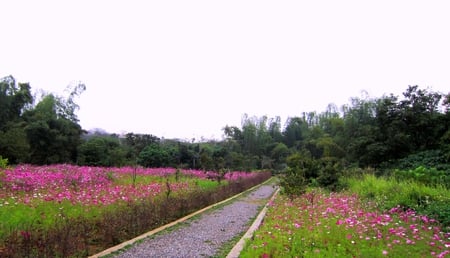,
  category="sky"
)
[1,1,449,140]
